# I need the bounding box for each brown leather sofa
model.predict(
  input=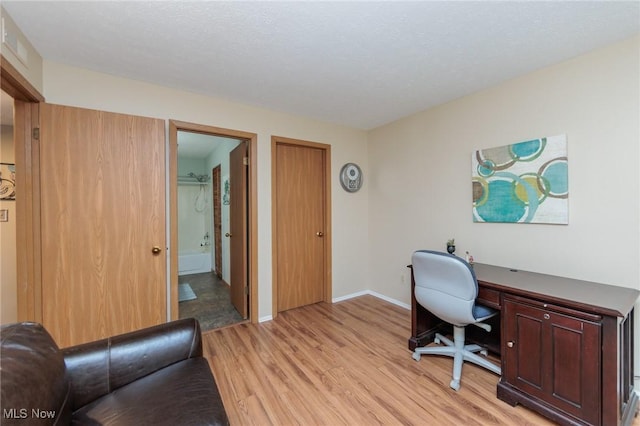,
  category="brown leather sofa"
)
[0,318,229,425]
